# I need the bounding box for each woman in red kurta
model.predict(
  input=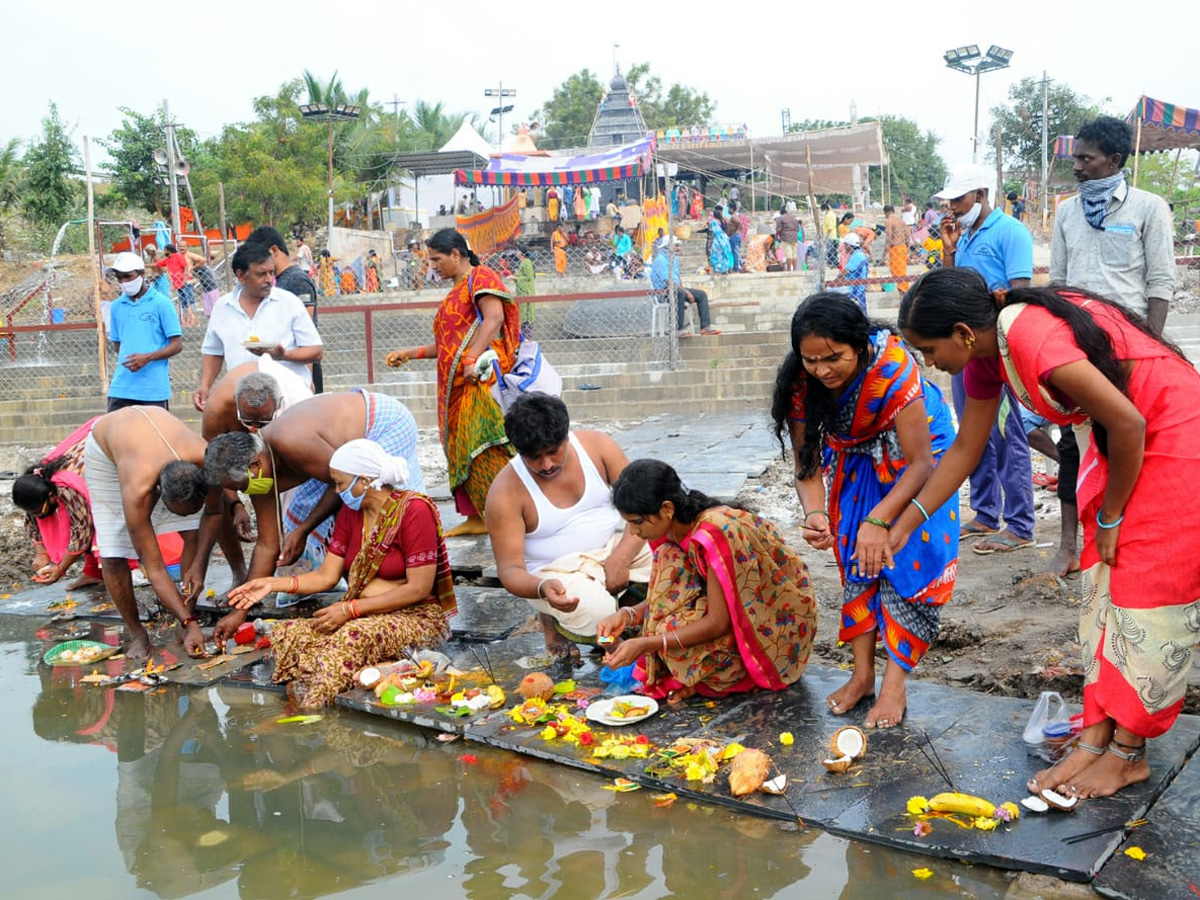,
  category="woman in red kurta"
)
[385,229,520,535]
[895,266,1200,800]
